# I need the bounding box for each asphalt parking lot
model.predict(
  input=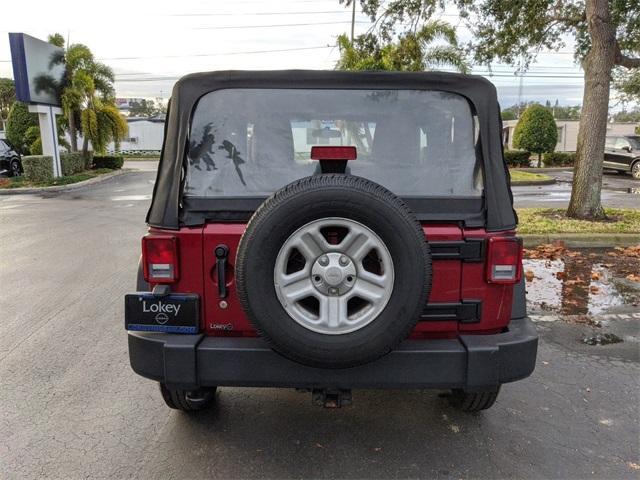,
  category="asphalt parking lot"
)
[1,167,638,479]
